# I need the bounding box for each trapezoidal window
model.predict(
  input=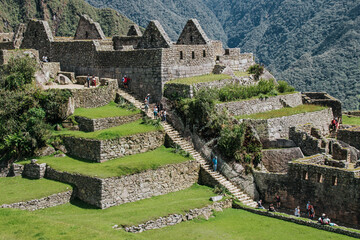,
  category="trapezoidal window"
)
[332,176,338,186]
[192,51,195,59]
[190,35,193,43]
[317,173,323,183]
[85,31,89,39]
[203,50,206,57]
[302,171,308,180]
[180,51,183,60]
